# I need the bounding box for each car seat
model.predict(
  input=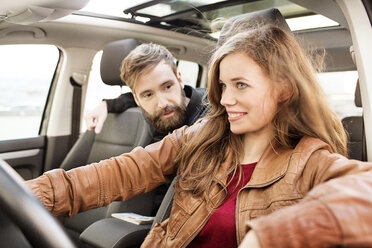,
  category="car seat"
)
[59,38,155,247]
[342,80,367,161]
